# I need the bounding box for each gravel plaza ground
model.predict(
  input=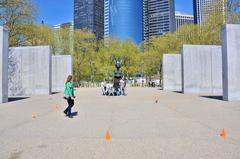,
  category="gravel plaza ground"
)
[0,88,240,159]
